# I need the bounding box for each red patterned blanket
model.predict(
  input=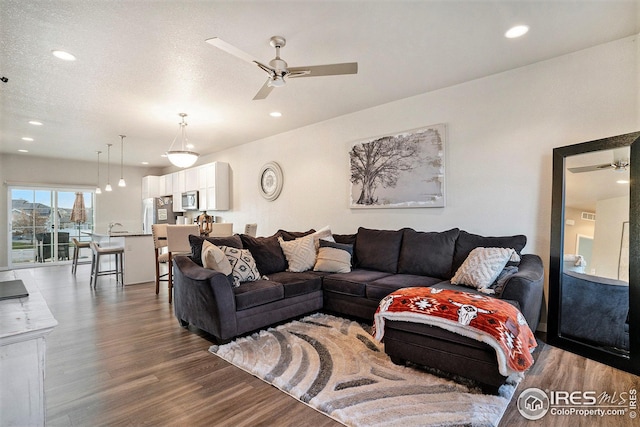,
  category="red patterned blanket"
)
[373,287,537,376]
